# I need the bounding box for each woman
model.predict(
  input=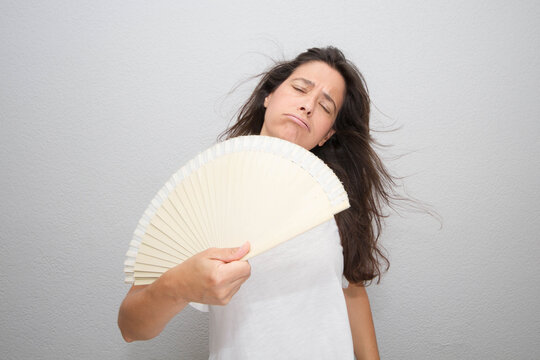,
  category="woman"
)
[119,46,391,359]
